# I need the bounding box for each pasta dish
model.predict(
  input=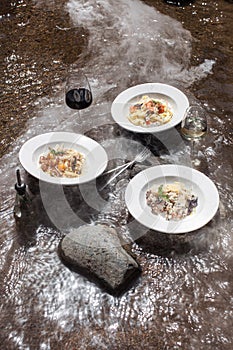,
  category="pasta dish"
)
[39,145,85,178]
[128,95,173,127]
[146,182,198,221]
